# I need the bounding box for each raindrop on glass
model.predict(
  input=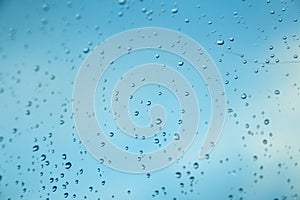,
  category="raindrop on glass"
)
[217,40,225,45]
[241,93,247,99]
[264,119,270,125]
[65,162,72,169]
